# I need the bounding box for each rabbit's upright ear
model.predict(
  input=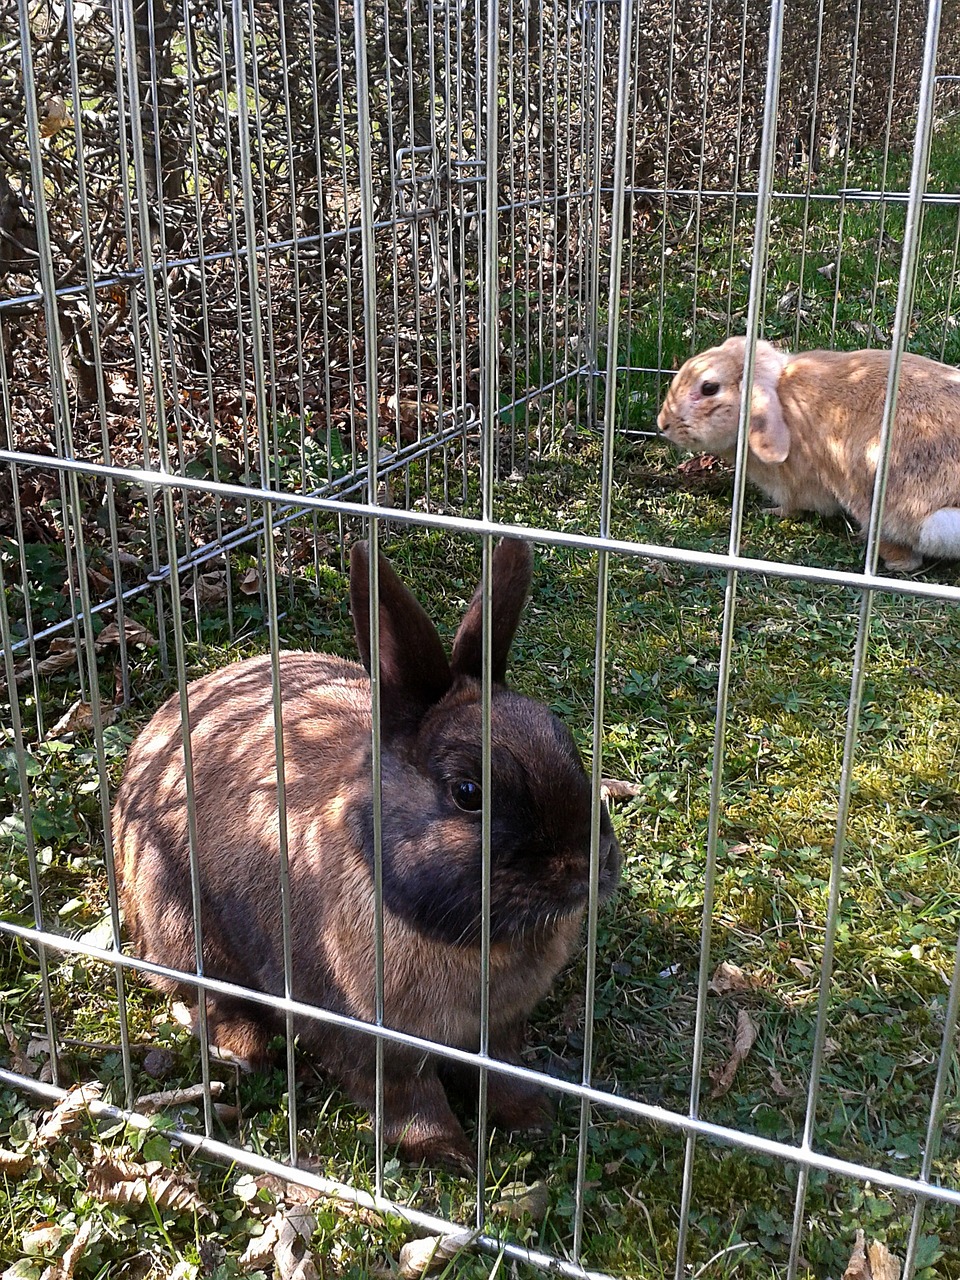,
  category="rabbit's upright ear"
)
[451,538,533,682]
[350,542,453,728]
